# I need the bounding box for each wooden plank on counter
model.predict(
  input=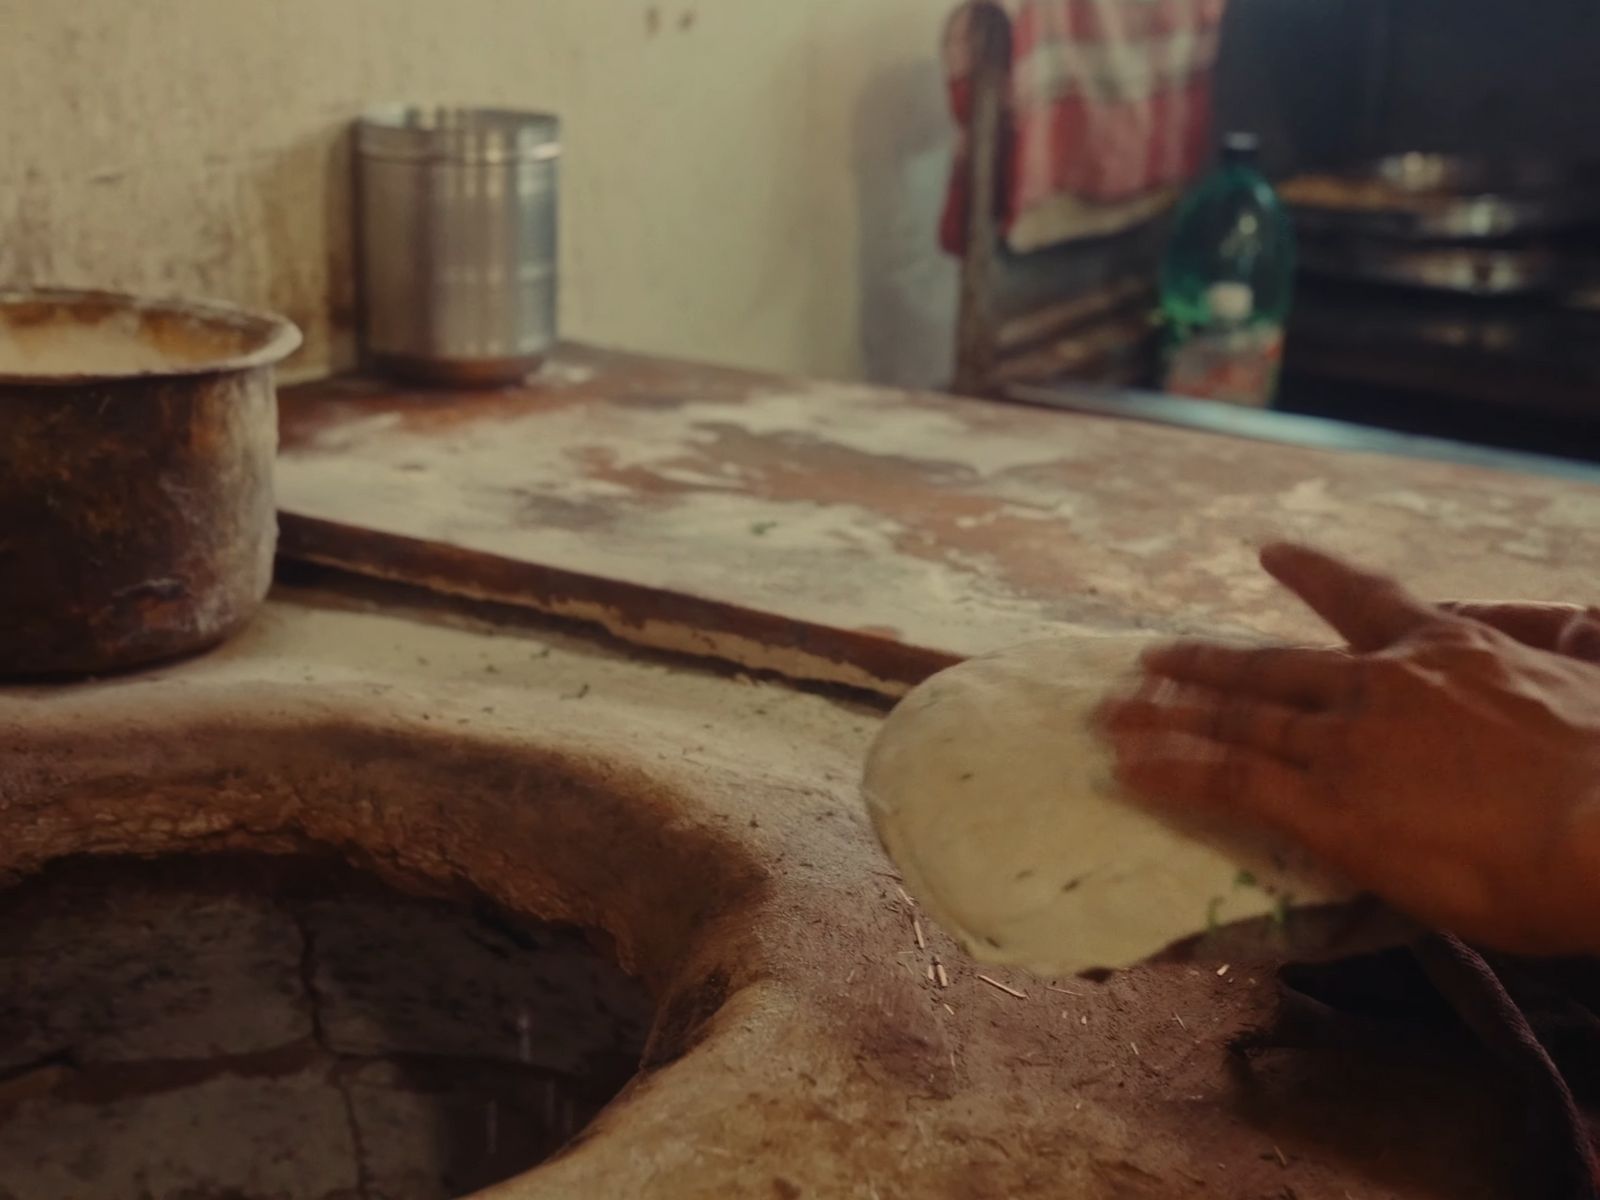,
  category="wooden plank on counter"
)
[279,513,959,696]
[276,345,1600,695]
